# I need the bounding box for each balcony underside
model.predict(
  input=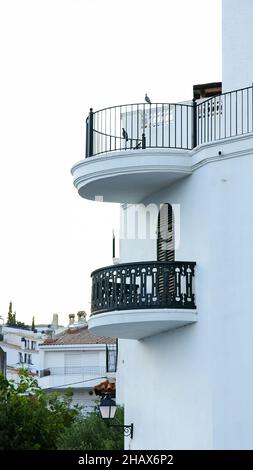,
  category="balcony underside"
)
[71,149,191,203]
[88,309,197,340]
